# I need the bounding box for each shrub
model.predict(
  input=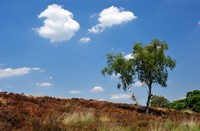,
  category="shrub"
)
[150,95,169,108]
